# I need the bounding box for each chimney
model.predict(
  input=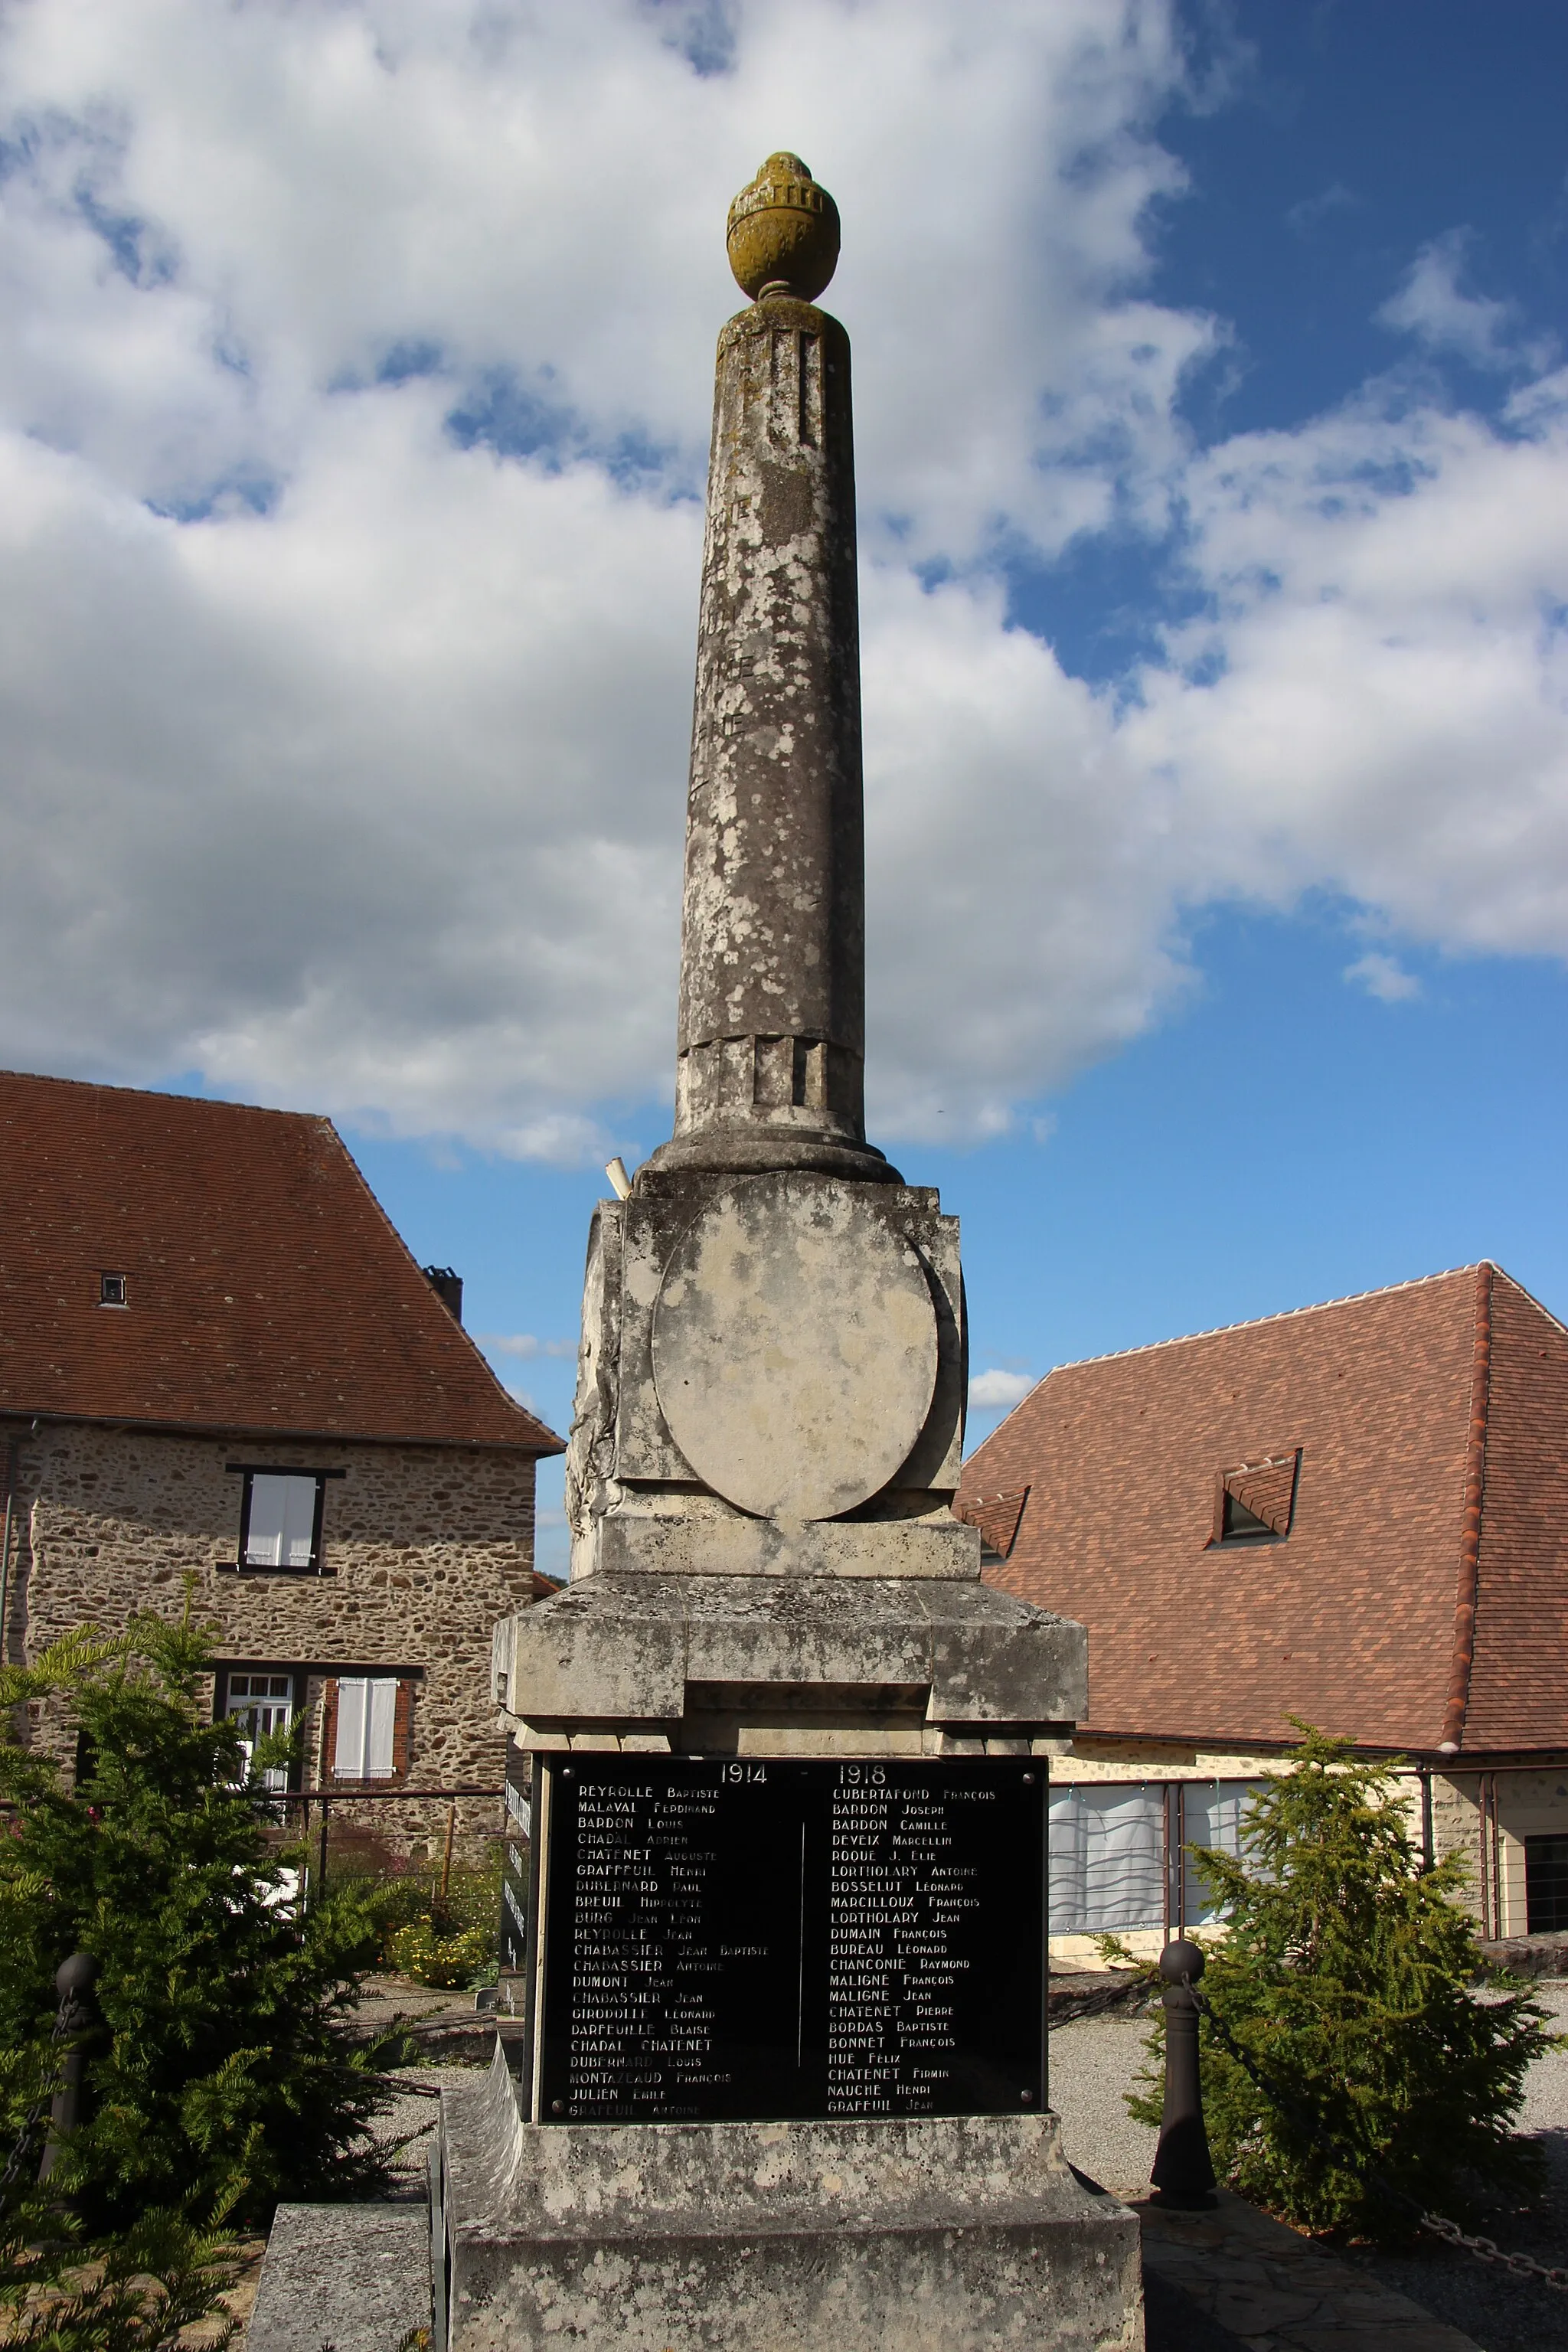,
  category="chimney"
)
[423,1266,463,1322]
